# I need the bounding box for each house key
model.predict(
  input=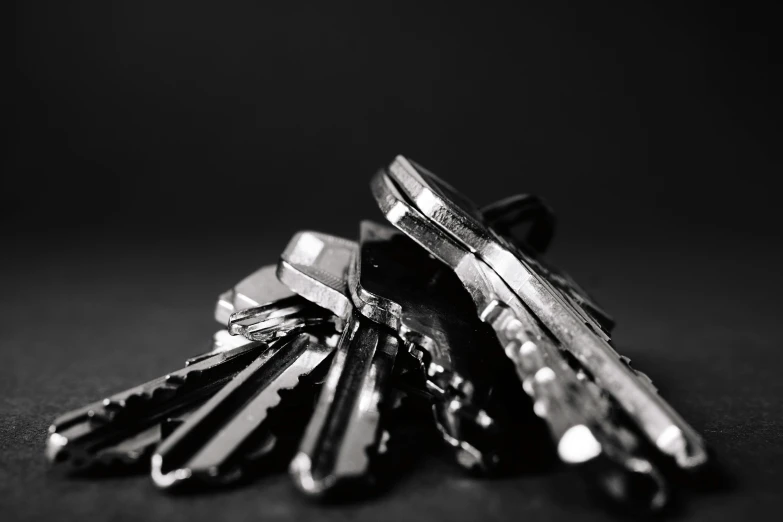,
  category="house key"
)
[275,231,401,499]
